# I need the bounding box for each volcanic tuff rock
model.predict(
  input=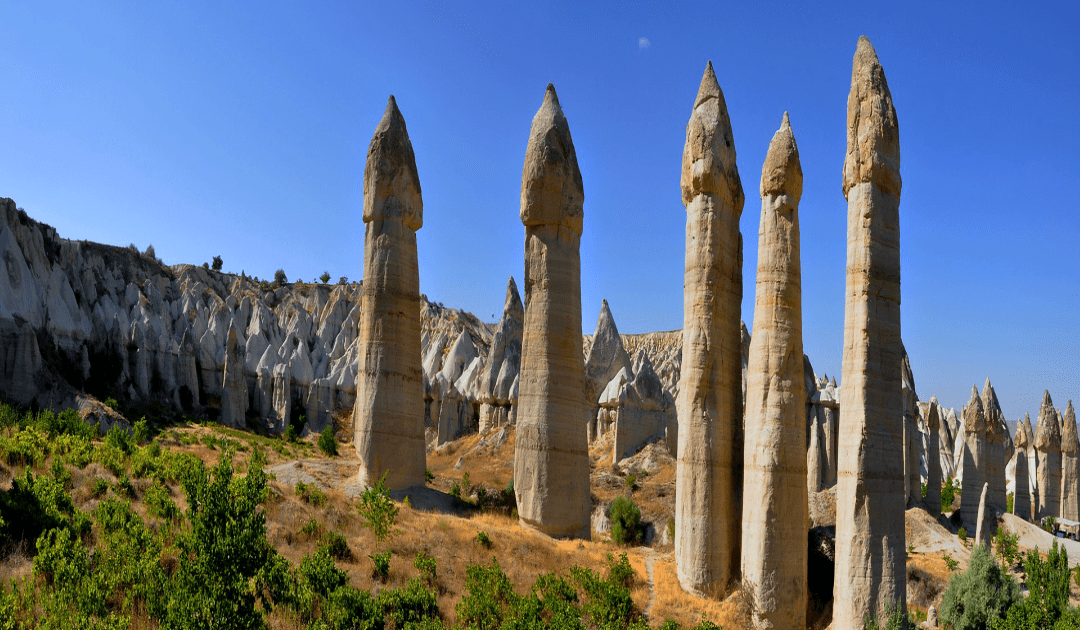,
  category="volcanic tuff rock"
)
[903,351,922,506]
[585,300,632,442]
[513,84,591,539]
[1061,401,1079,520]
[478,277,523,434]
[982,379,1010,514]
[601,349,675,463]
[923,398,943,515]
[675,60,745,596]
[740,112,807,629]
[974,482,993,547]
[1013,445,1032,522]
[833,36,906,628]
[220,321,247,429]
[1035,390,1062,521]
[960,386,988,528]
[353,95,427,490]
